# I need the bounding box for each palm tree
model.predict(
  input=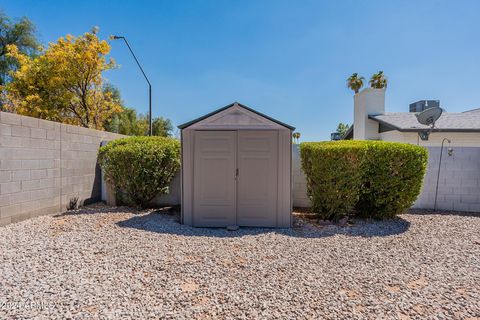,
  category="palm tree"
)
[347,73,365,94]
[292,132,301,144]
[369,71,387,89]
